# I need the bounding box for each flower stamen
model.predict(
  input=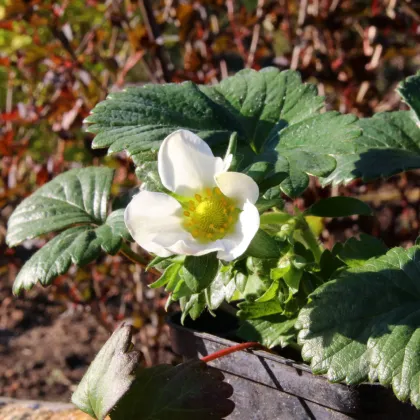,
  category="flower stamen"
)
[182,187,240,242]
